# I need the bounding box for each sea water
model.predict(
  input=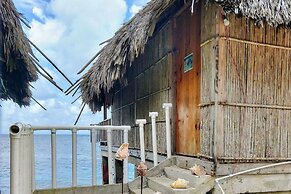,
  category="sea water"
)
[0,134,135,194]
